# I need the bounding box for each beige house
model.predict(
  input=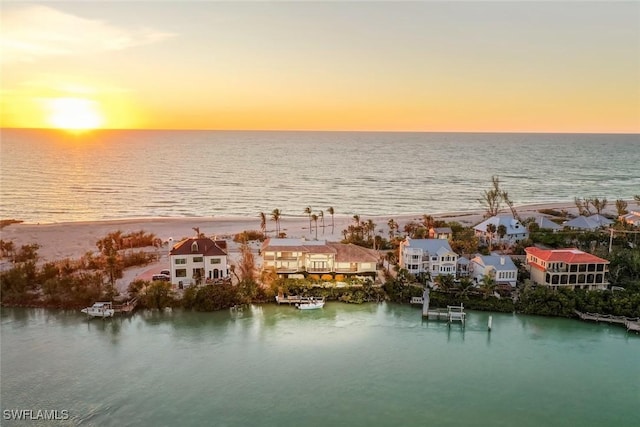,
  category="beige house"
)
[620,211,640,226]
[525,247,609,290]
[261,238,379,279]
